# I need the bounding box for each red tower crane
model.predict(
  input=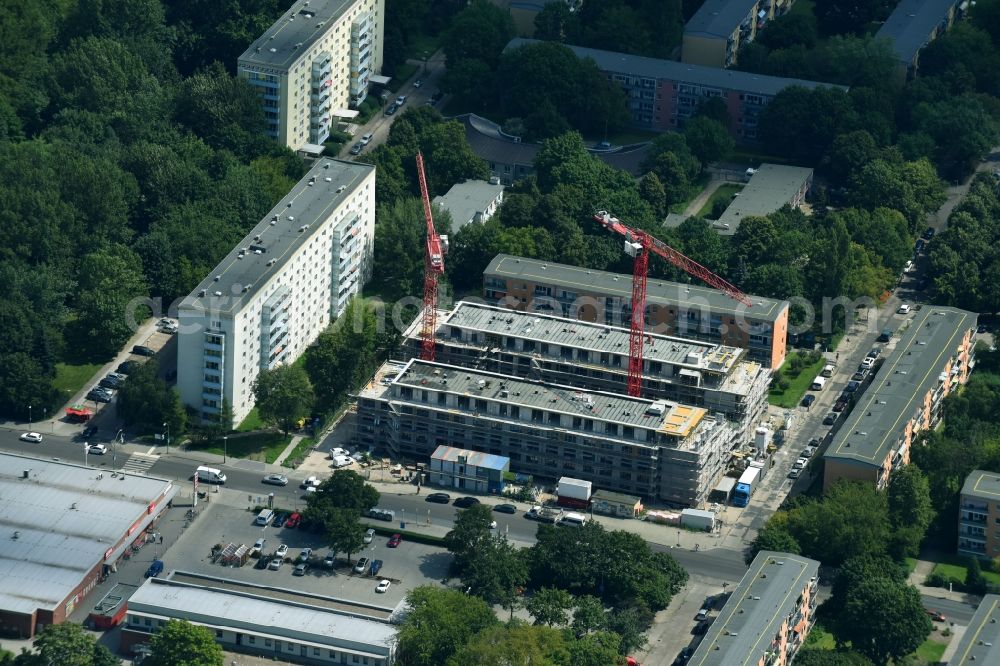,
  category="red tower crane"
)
[417,152,446,360]
[593,210,751,397]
